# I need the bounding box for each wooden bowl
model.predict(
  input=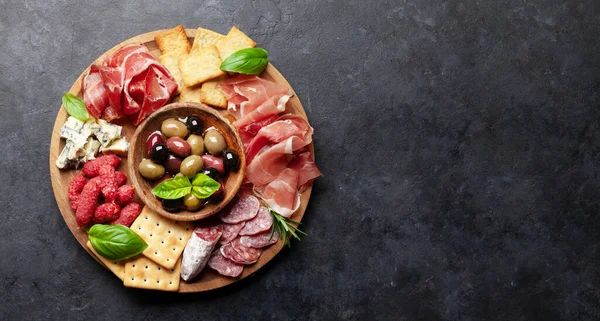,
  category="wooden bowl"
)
[128,102,246,221]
